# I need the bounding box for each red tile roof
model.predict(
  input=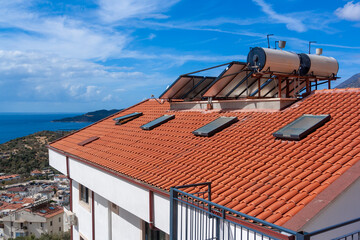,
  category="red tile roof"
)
[0,174,20,181]
[50,88,360,228]
[27,205,64,218]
